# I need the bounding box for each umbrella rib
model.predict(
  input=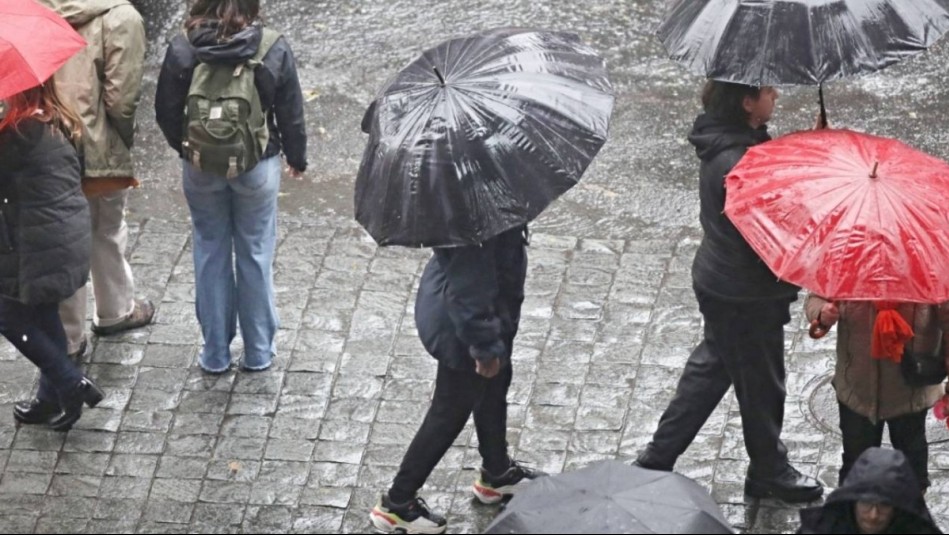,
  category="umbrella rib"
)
[764,175,866,282]
[462,86,594,160]
[4,32,42,84]
[806,1,818,83]
[874,179,941,300]
[756,2,776,85]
